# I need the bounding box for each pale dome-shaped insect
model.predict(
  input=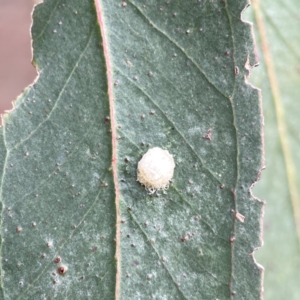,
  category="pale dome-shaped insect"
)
[137,147,175,193]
